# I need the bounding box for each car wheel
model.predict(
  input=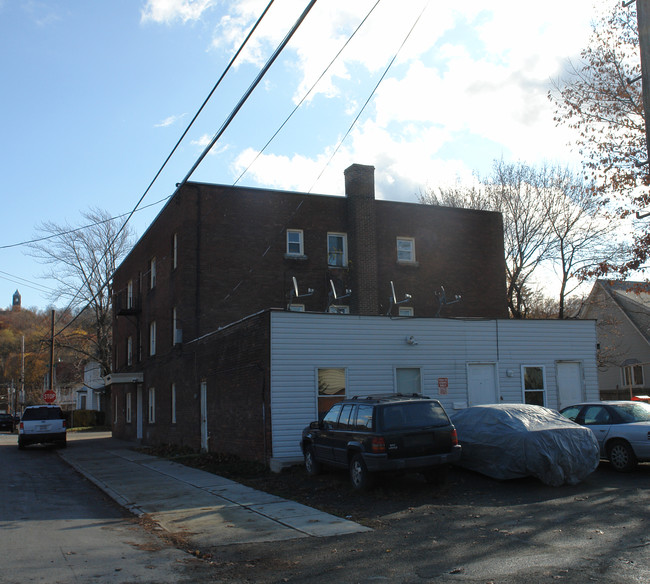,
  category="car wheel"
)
[349,453,373,490]
[608,440,637,472]
[304,445,320,476]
